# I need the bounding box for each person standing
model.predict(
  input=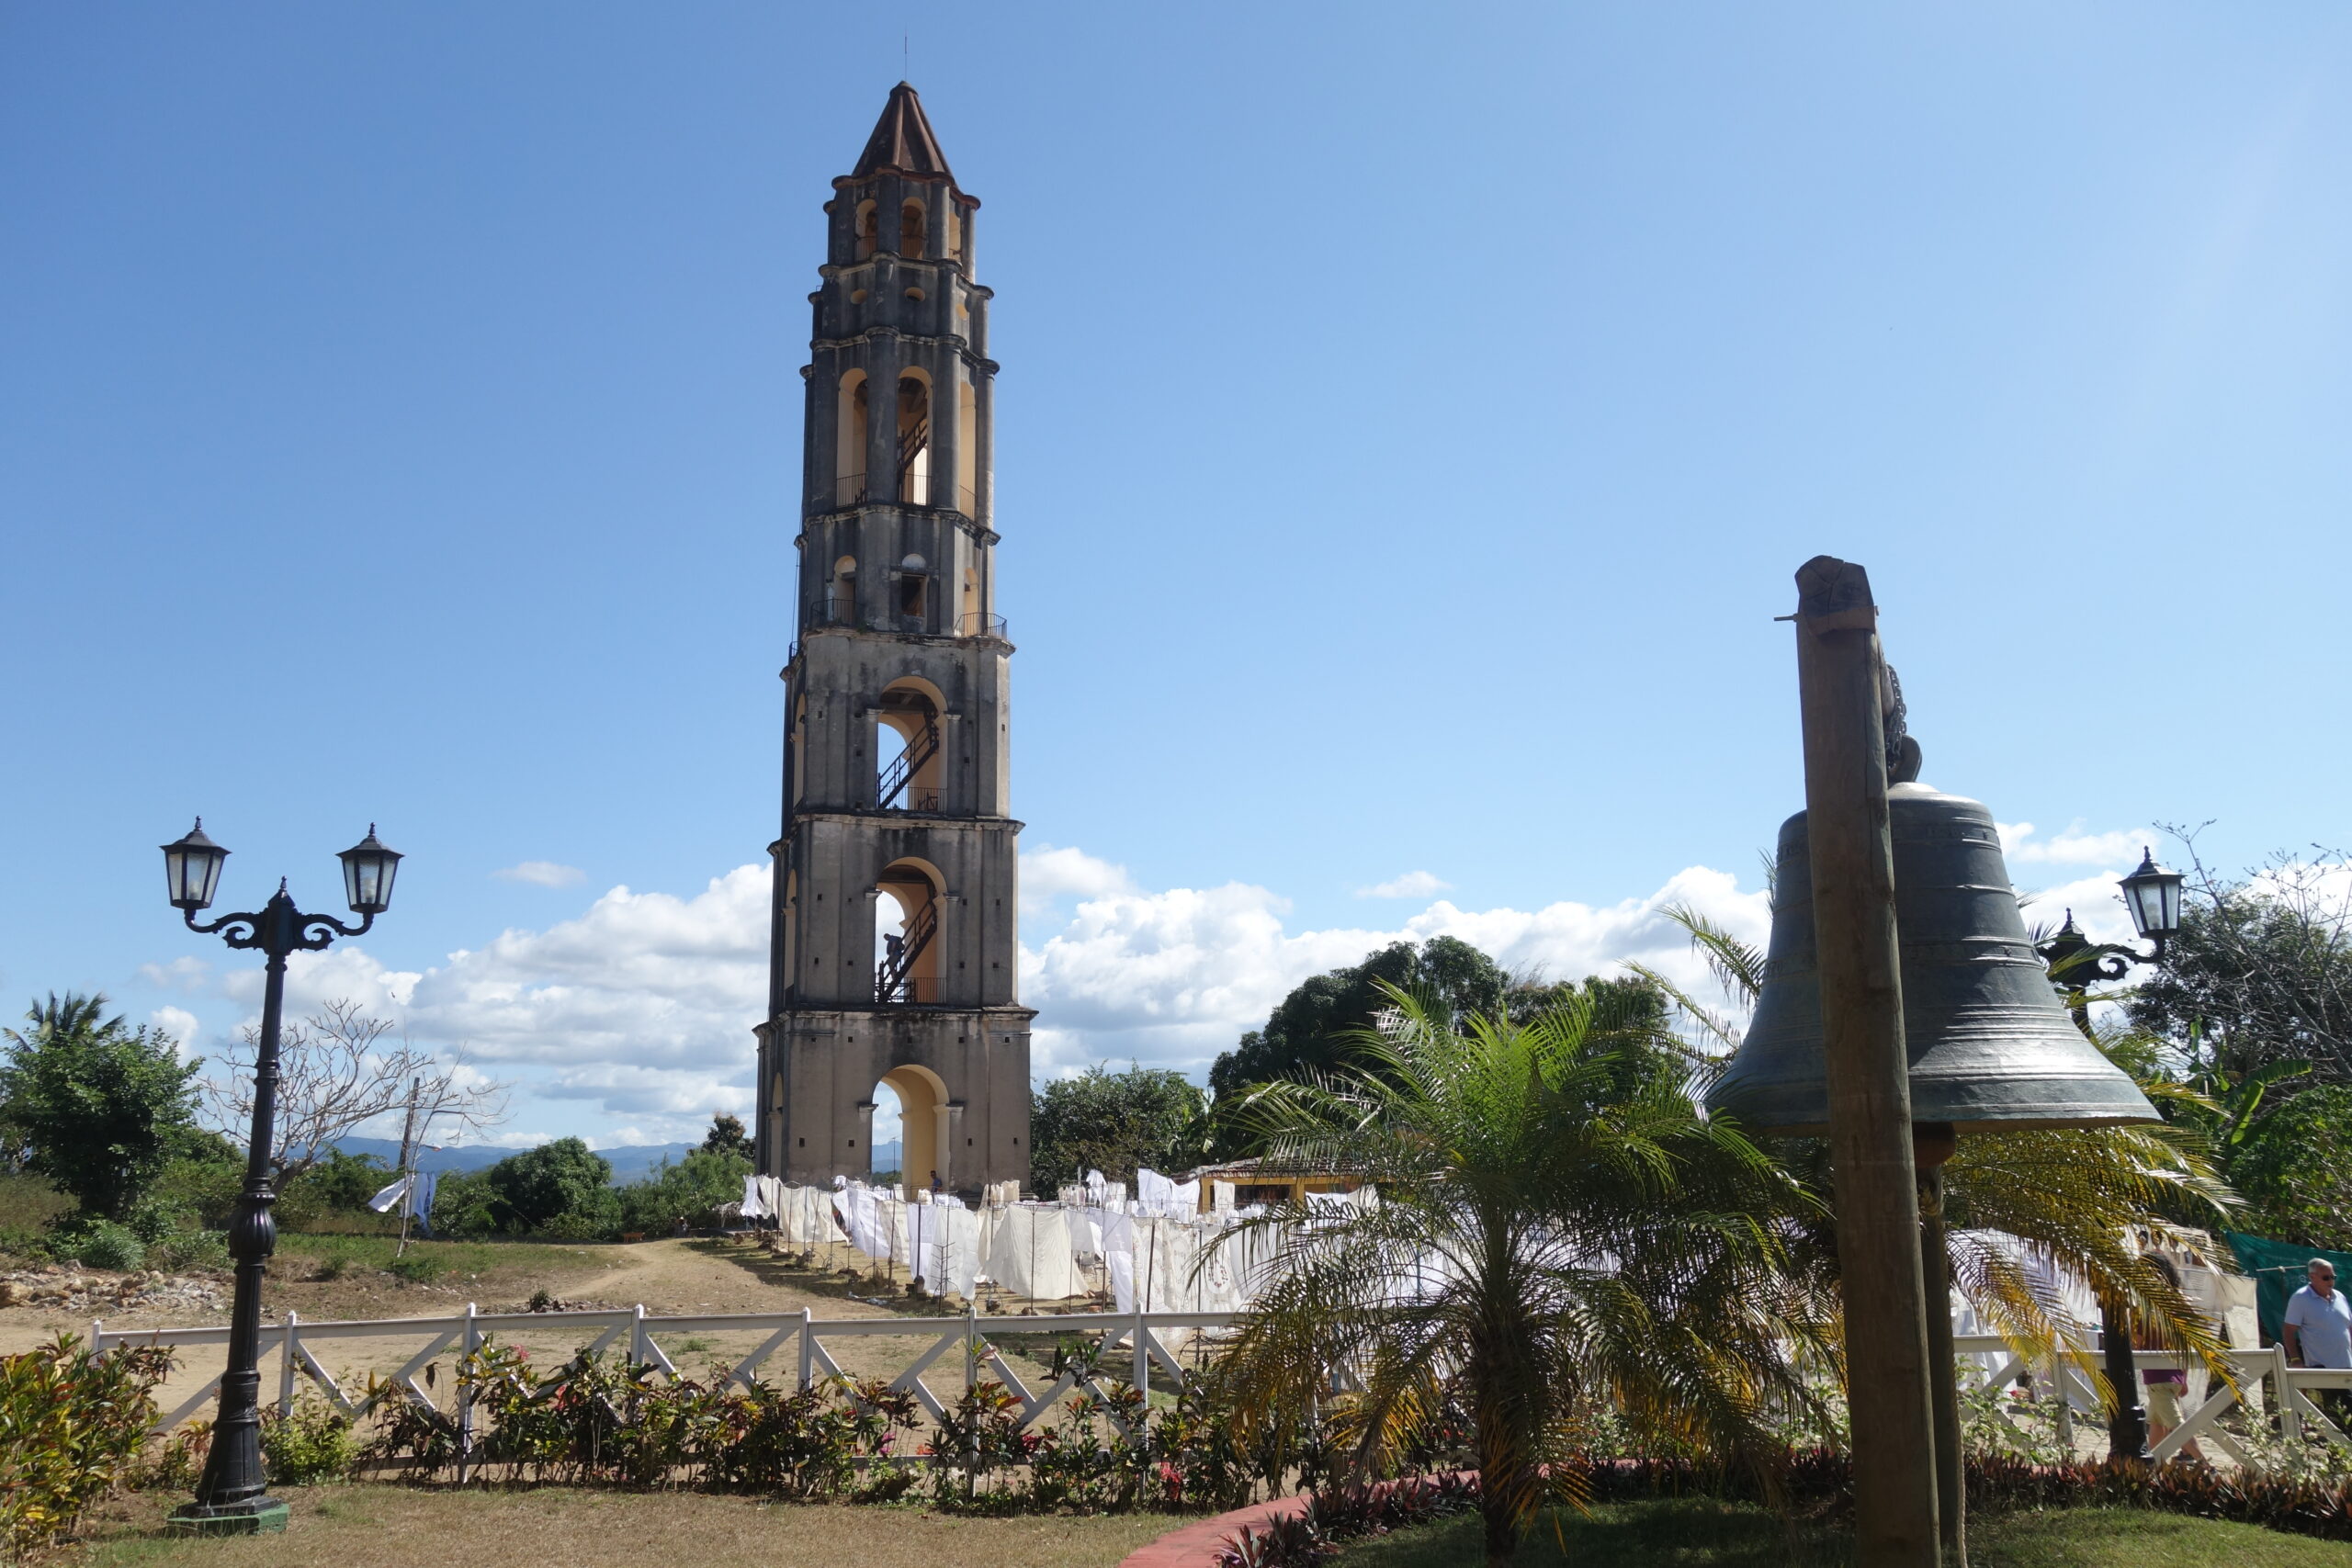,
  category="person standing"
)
[2282,1258,2352,1427]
